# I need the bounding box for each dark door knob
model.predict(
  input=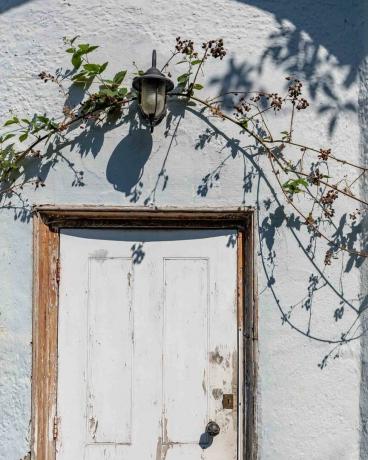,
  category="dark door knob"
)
[206,421,220,437]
